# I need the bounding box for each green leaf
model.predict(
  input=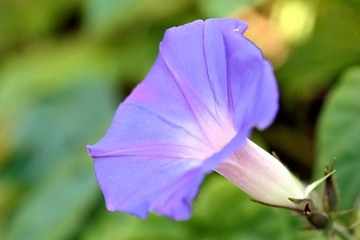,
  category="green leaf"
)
[315,66,360,210]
